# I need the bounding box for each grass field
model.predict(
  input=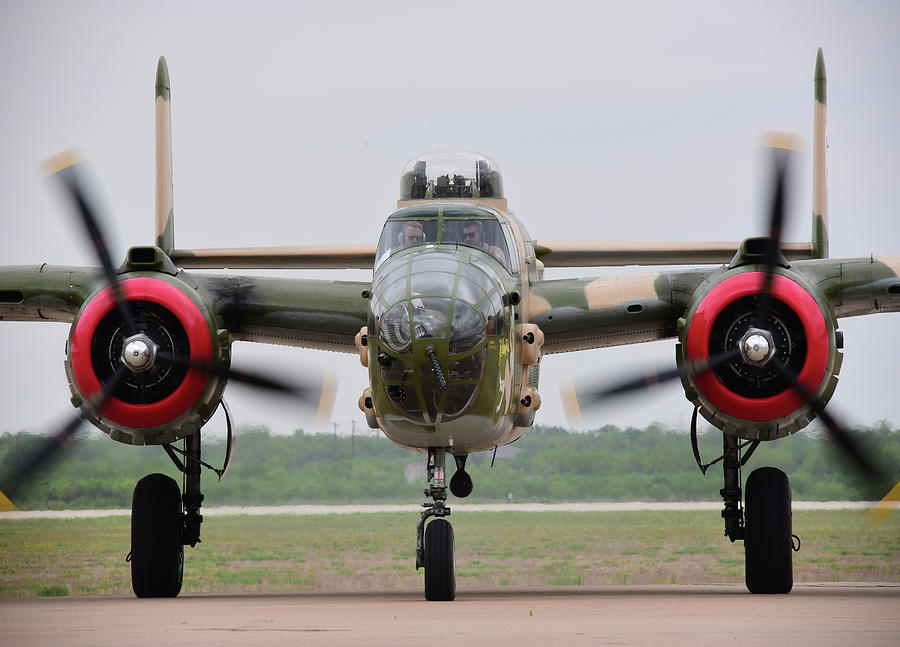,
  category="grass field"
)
[1,510,898,598]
